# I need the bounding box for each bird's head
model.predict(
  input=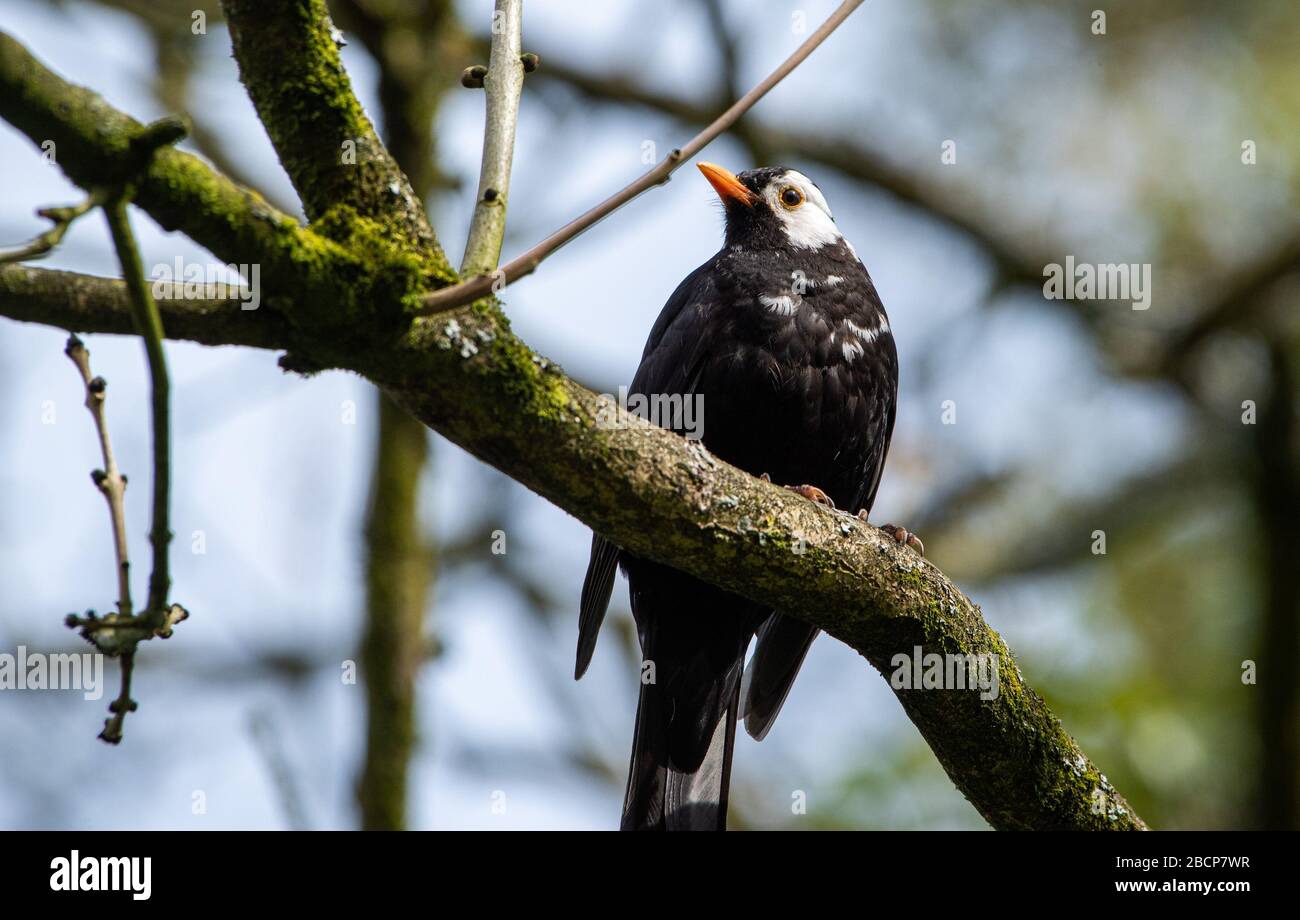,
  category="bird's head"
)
[697,162,841,252]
